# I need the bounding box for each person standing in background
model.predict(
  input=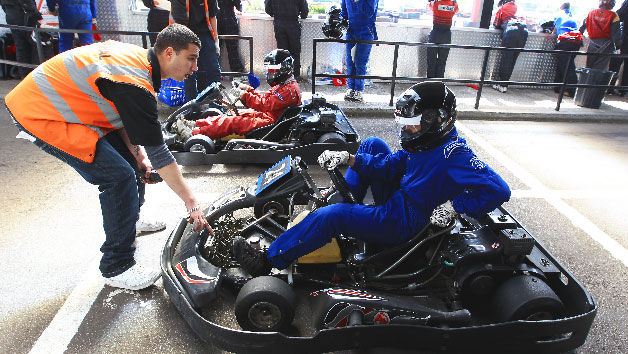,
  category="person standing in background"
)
[340,0,379,103]
[608,0,628,96]
[552,2,582,97]
[171,0,222,101]
[426,0,458,78]
[0,0,42,78]
[491,0,528,93]
[264,0,308,80]
[142,0,170,46]
[47,0,96,52]
[580,0,621,71]
[217,0,245,73]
